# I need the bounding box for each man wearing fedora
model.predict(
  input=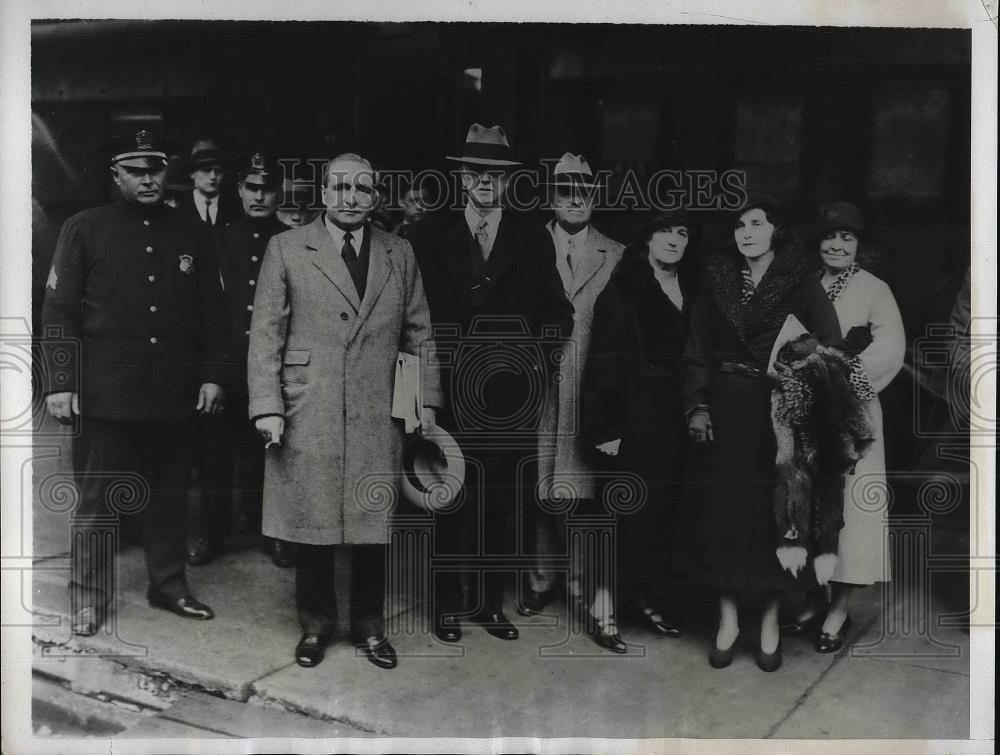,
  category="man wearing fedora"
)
[188,151,297,569]
[249,152,442,670]
[41,129,229,636]
[411,124,573,644]
[176,138,238,231]
[526,153,627,653]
